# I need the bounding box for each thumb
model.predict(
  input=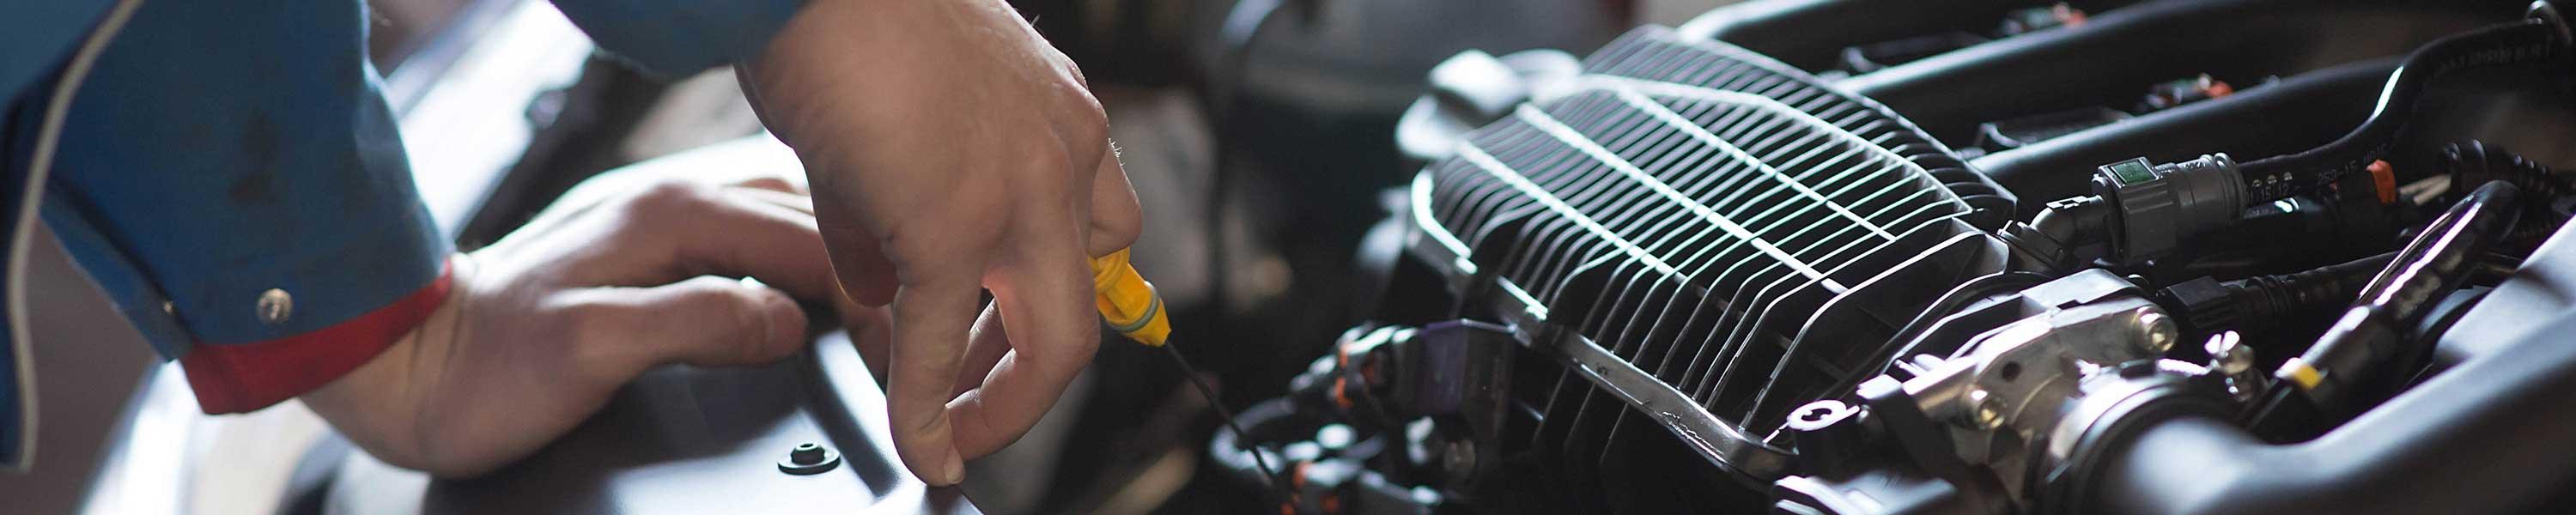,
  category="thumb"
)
[592,276,811,369]
[1087,140,1142,257]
